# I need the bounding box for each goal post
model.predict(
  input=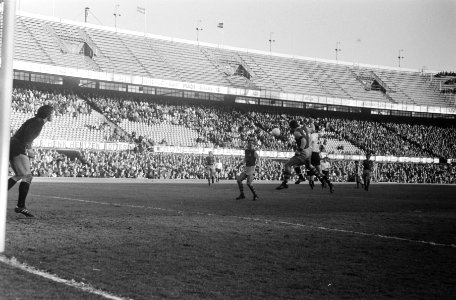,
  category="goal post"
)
[0,0,17,253]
